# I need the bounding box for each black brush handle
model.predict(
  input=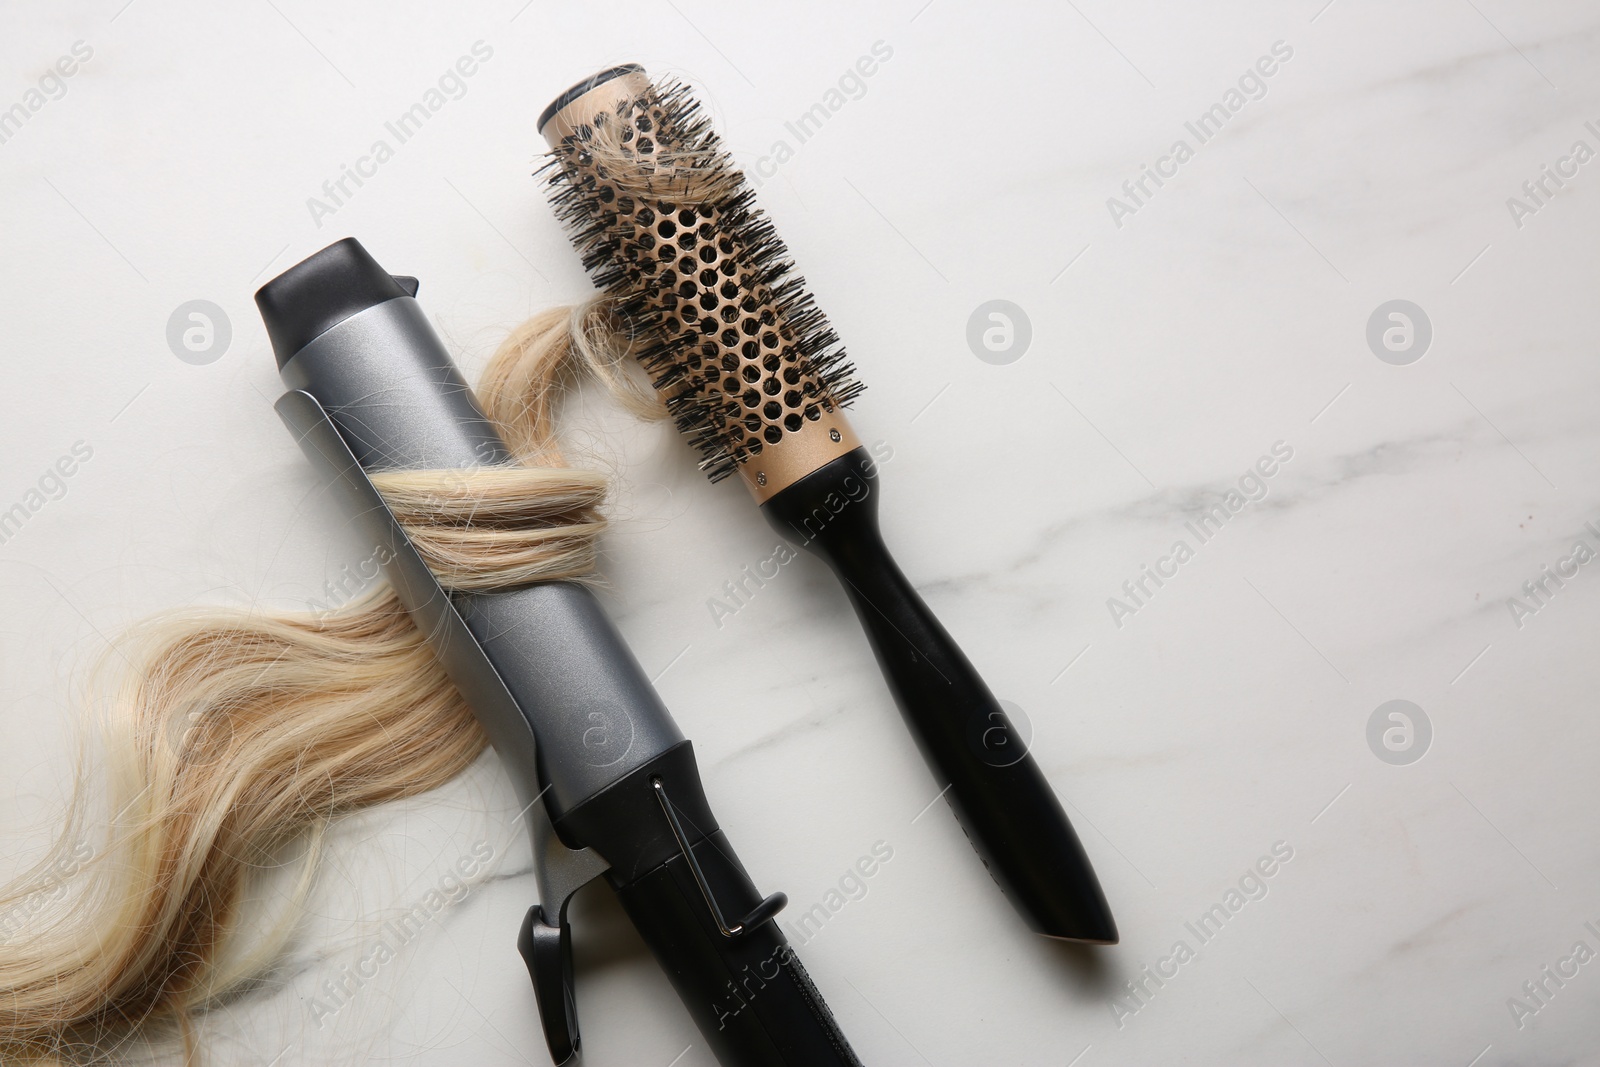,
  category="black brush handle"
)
[763,449,1117,943]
